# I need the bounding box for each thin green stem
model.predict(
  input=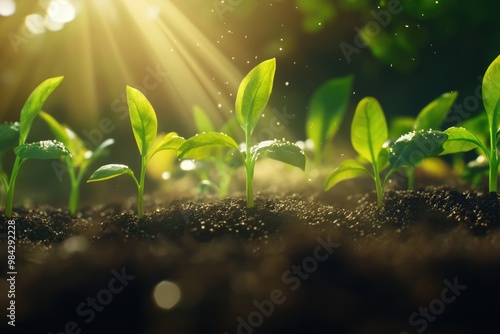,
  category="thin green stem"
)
[489,128,498,192]
[372,161,383,207]
[5,157,25,218]
[406,167,415,191]
[245,132,254,208]
[137,156,147,218]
